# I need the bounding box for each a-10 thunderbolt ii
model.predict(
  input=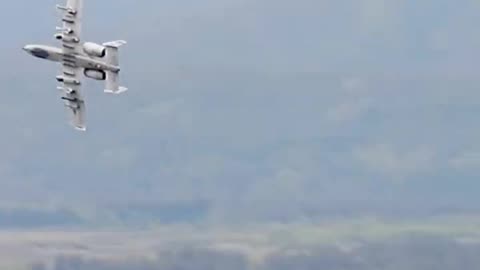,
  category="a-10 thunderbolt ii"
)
[22,0,127,131]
